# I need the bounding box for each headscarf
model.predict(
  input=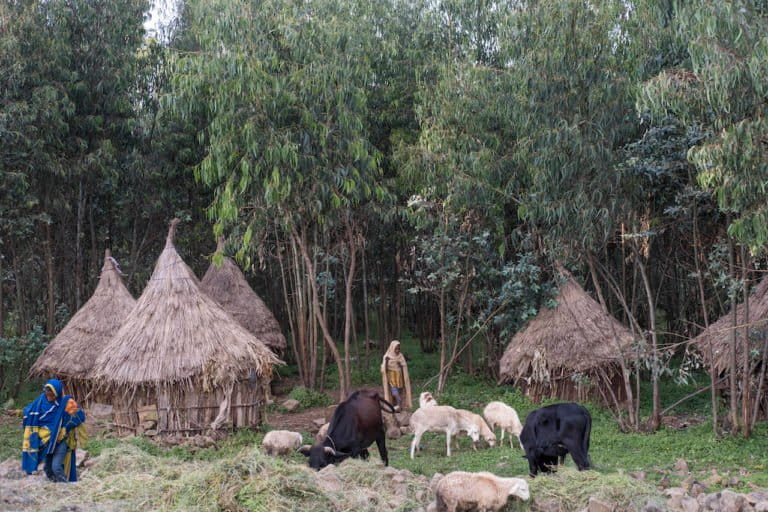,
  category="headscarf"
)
[380,340,412,409]
[22,378,86,480]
